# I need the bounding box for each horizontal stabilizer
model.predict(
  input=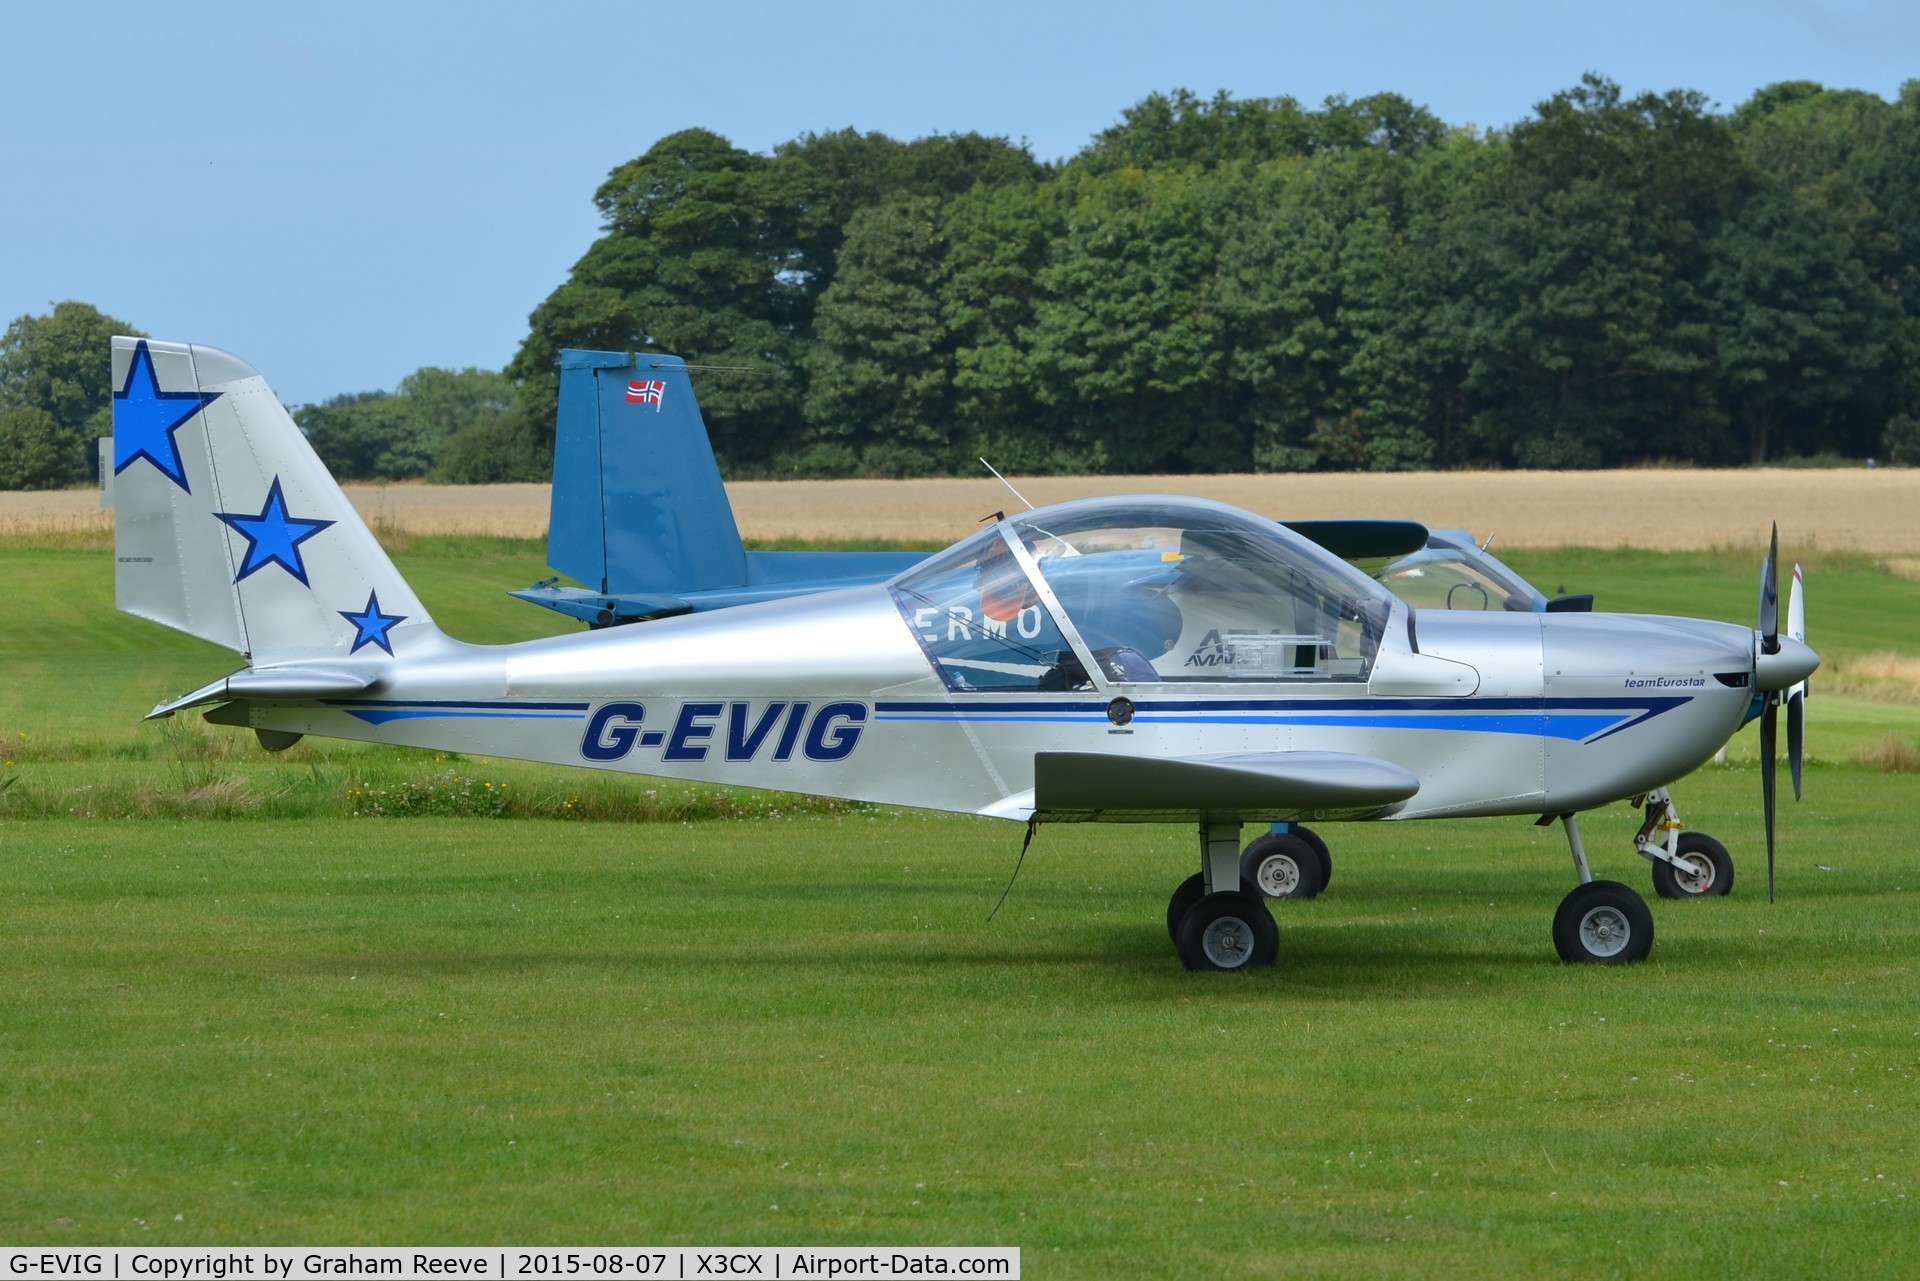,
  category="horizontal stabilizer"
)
[146,664,379,719]
[1033,750,1419,823]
